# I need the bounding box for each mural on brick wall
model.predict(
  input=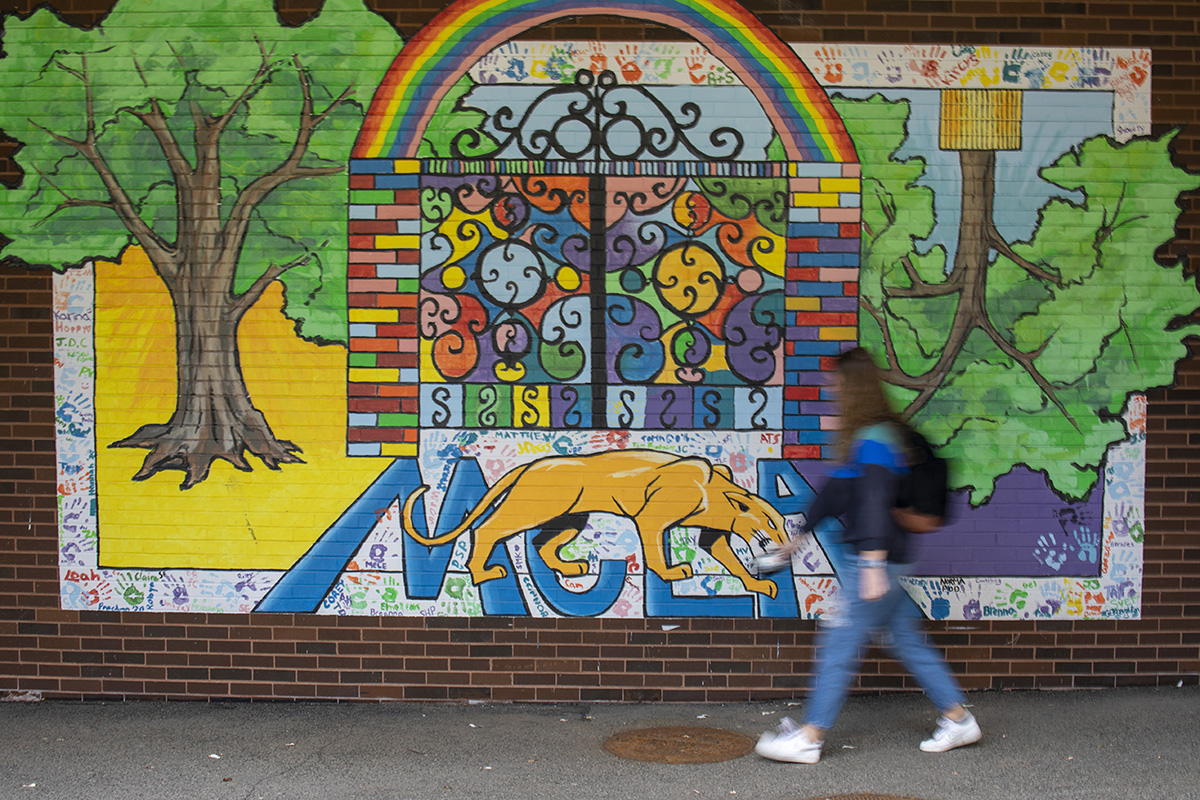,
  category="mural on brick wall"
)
[2,0,1195,620]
